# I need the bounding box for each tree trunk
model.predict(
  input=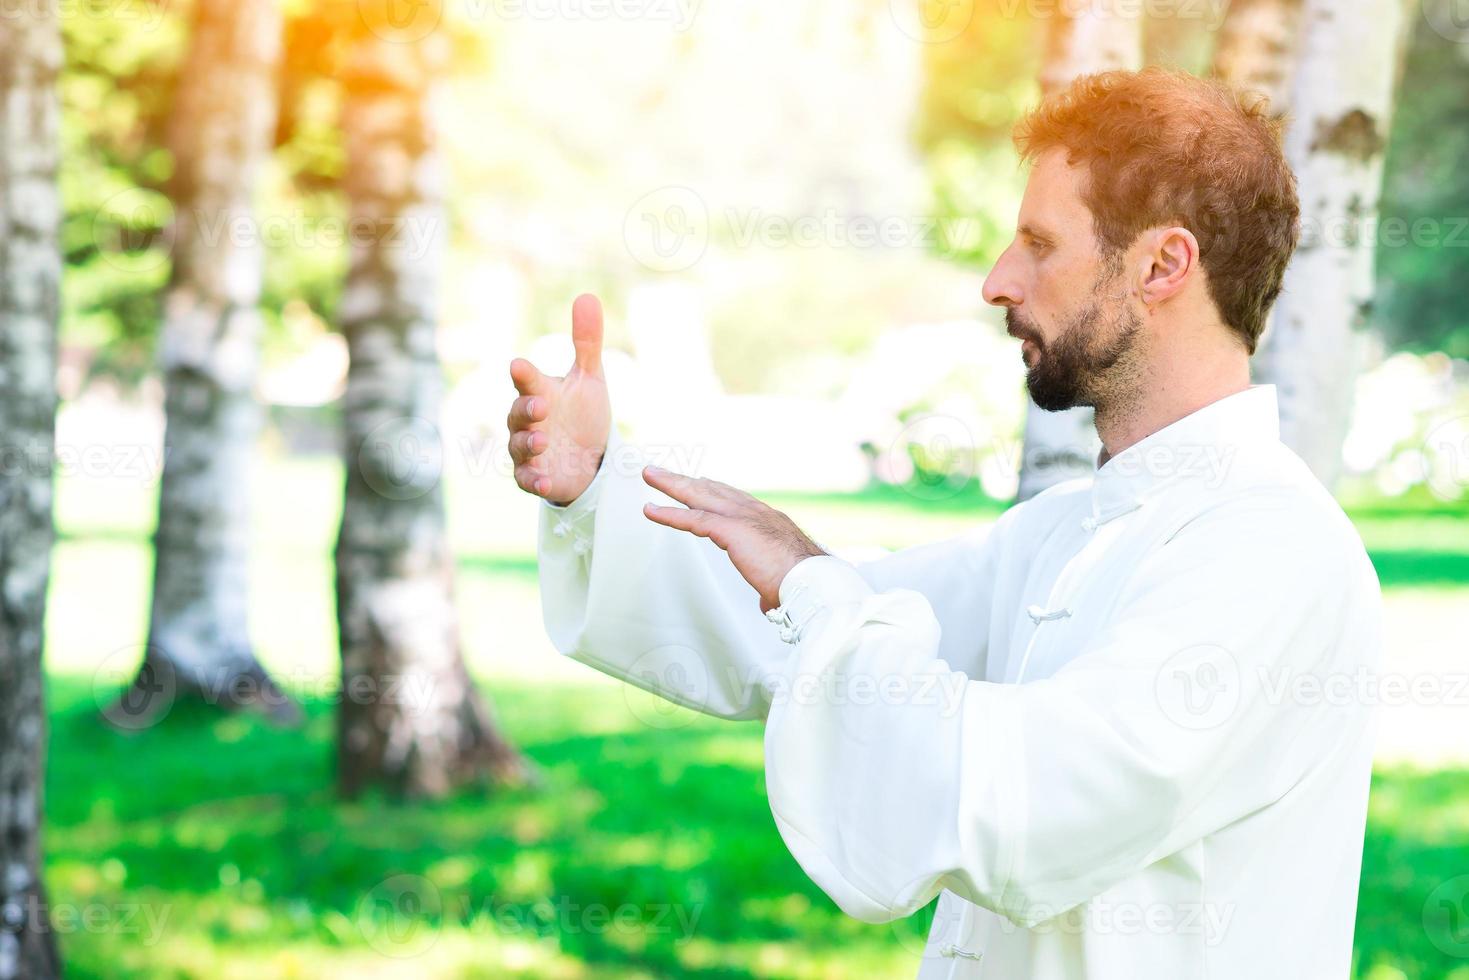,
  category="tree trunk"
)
[1037,2,1146,95]
[1210,0,1305,116]
[1252,0,1410,489]
[0,2,63,977]
[110,0,301,728]
[1016,3,1144,501]
[334,25,527,799]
